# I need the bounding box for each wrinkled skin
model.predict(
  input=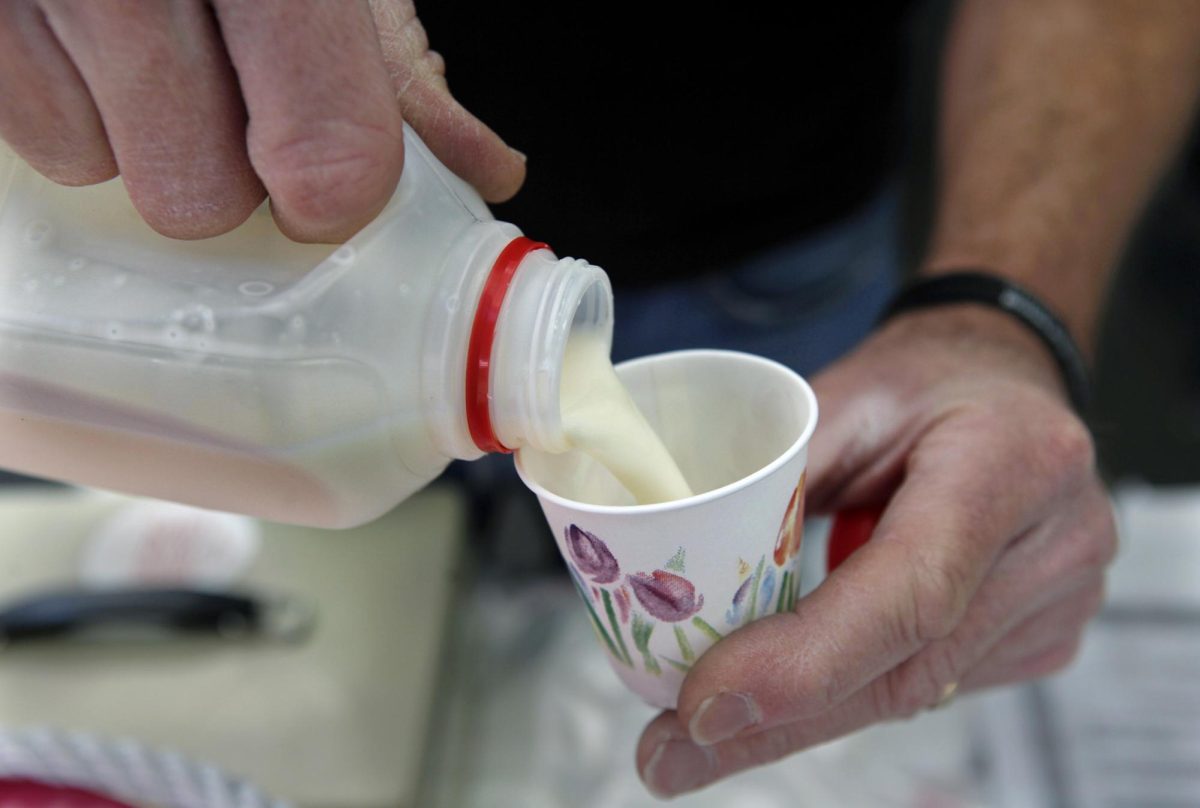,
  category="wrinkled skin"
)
[0,0,525,242]
[634,308,1117,797]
